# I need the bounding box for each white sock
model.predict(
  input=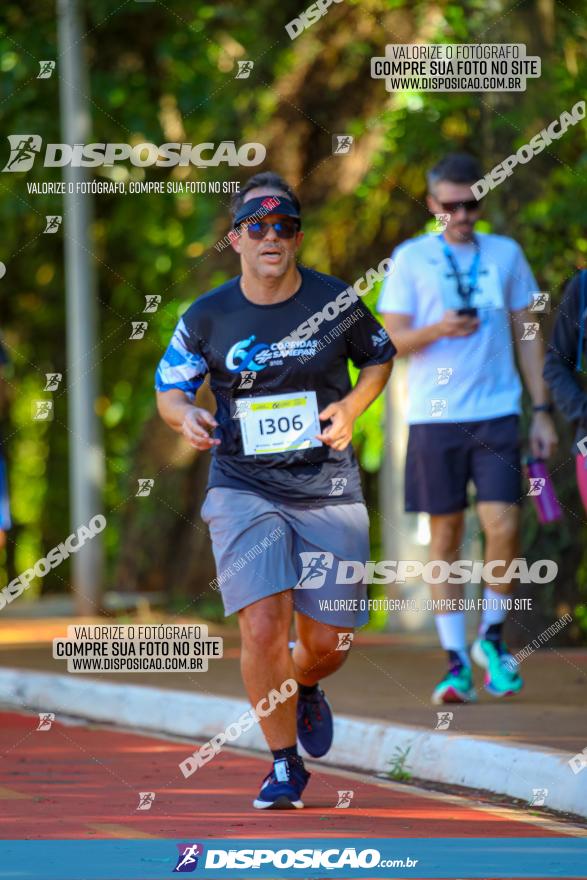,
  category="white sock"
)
[479,586,509,635]
[434,612,470,667]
